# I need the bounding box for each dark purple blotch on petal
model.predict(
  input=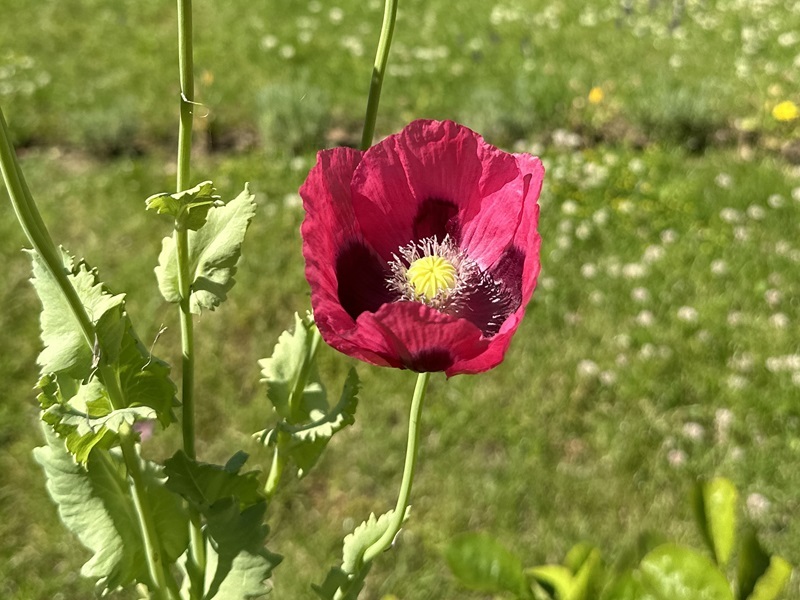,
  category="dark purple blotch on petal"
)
[491,245,525,307]
[336,241,394,320]
[407,348,454,372]
[413,198,460,242]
